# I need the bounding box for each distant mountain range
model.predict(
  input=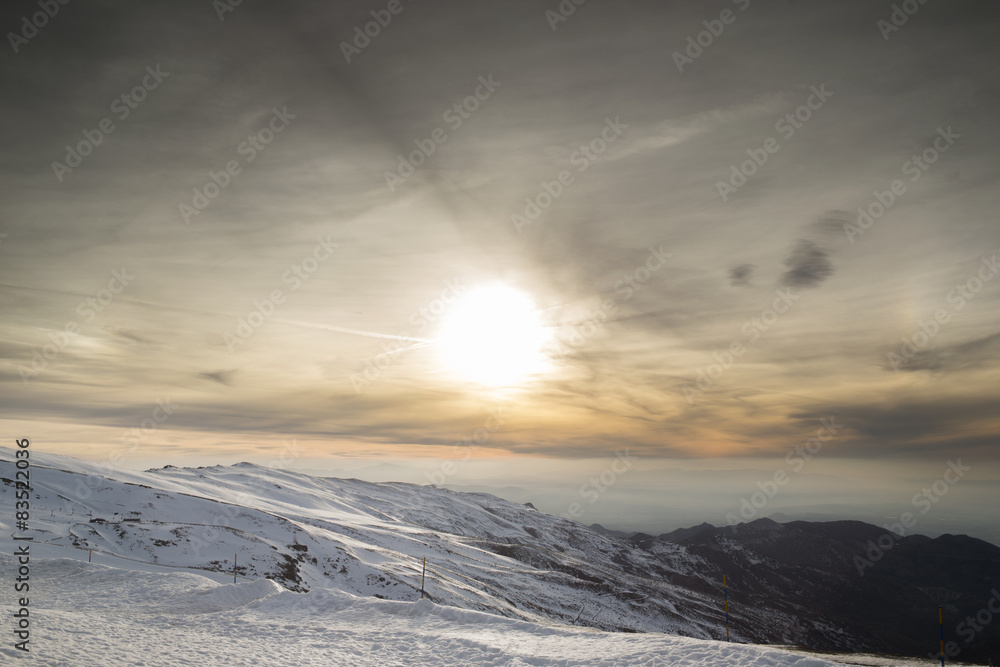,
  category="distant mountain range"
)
[628,518,1000,665]
[3,448,997,665]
